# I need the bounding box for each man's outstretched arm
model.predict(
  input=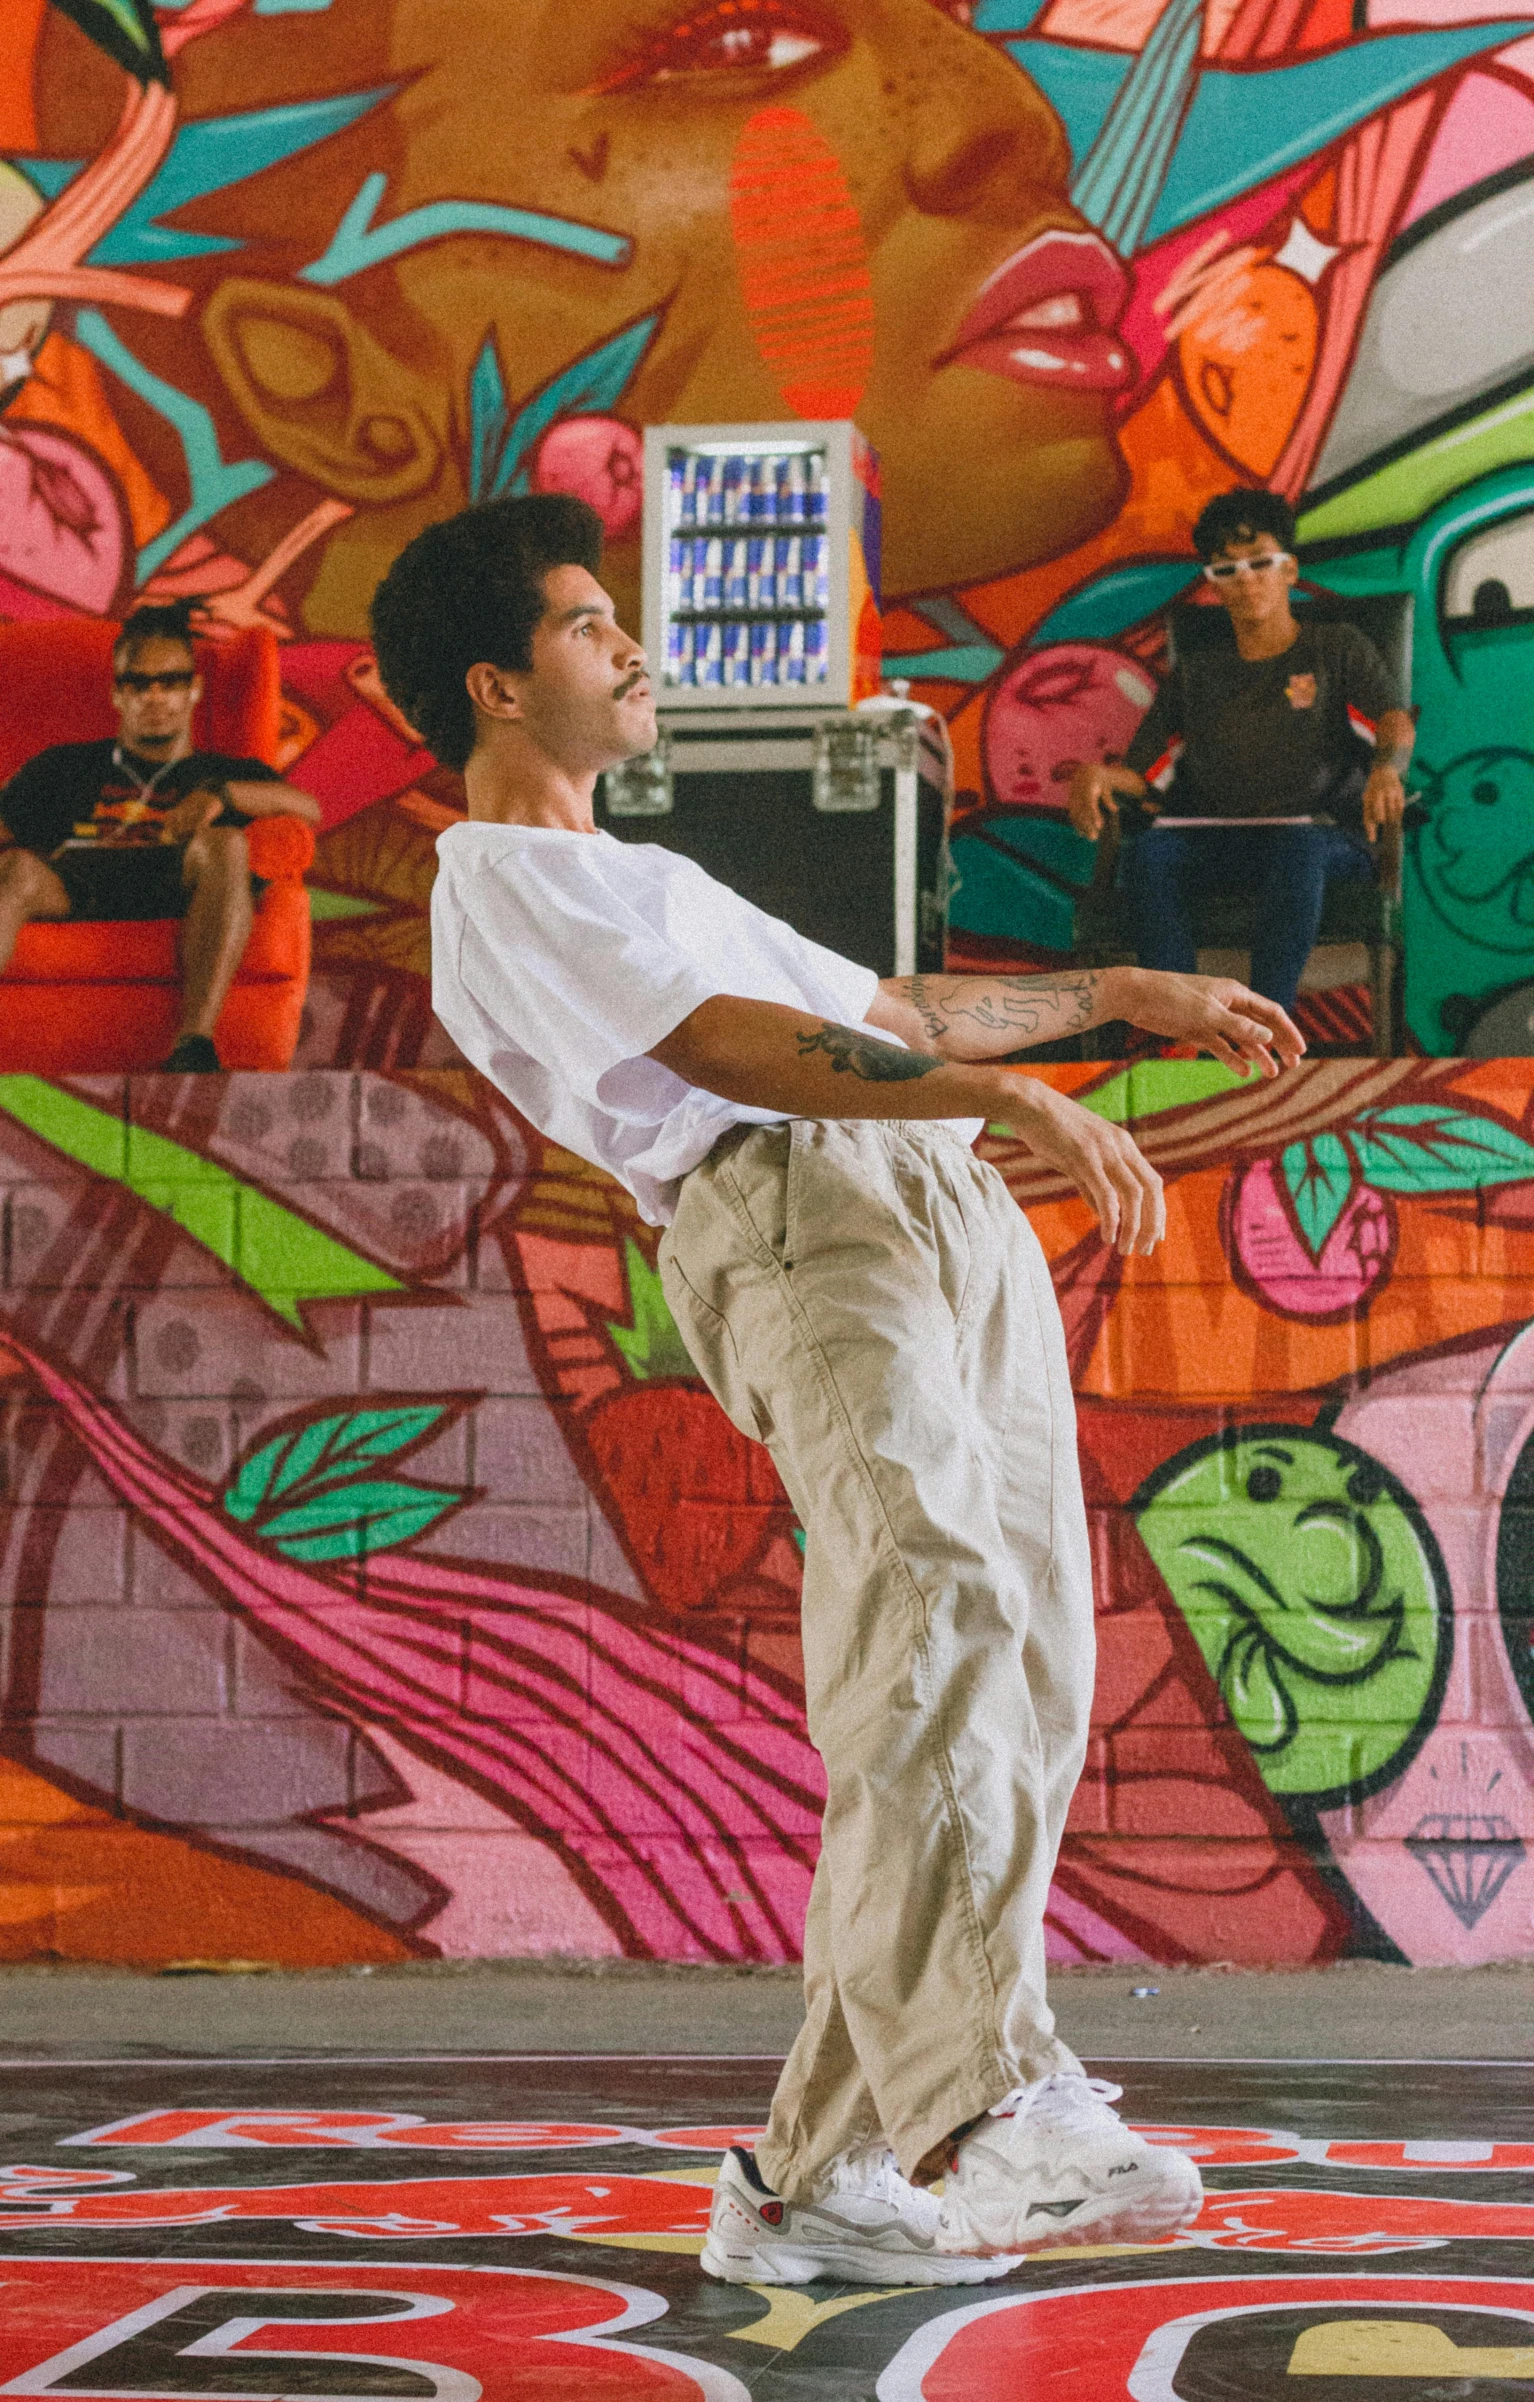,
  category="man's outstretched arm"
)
[649,995,1170,1254]
[870,966,1304,1076]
